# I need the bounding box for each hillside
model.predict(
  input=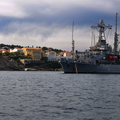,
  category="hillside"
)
[0,56,63,71]
[0,56,20,70]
